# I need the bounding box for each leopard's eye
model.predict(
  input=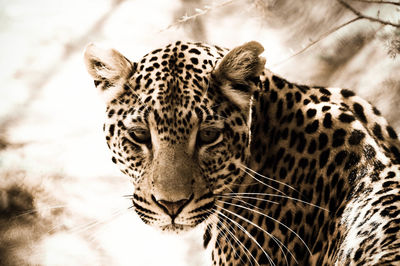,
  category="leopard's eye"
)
[198,128,222,145]
[128,128,151,145]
